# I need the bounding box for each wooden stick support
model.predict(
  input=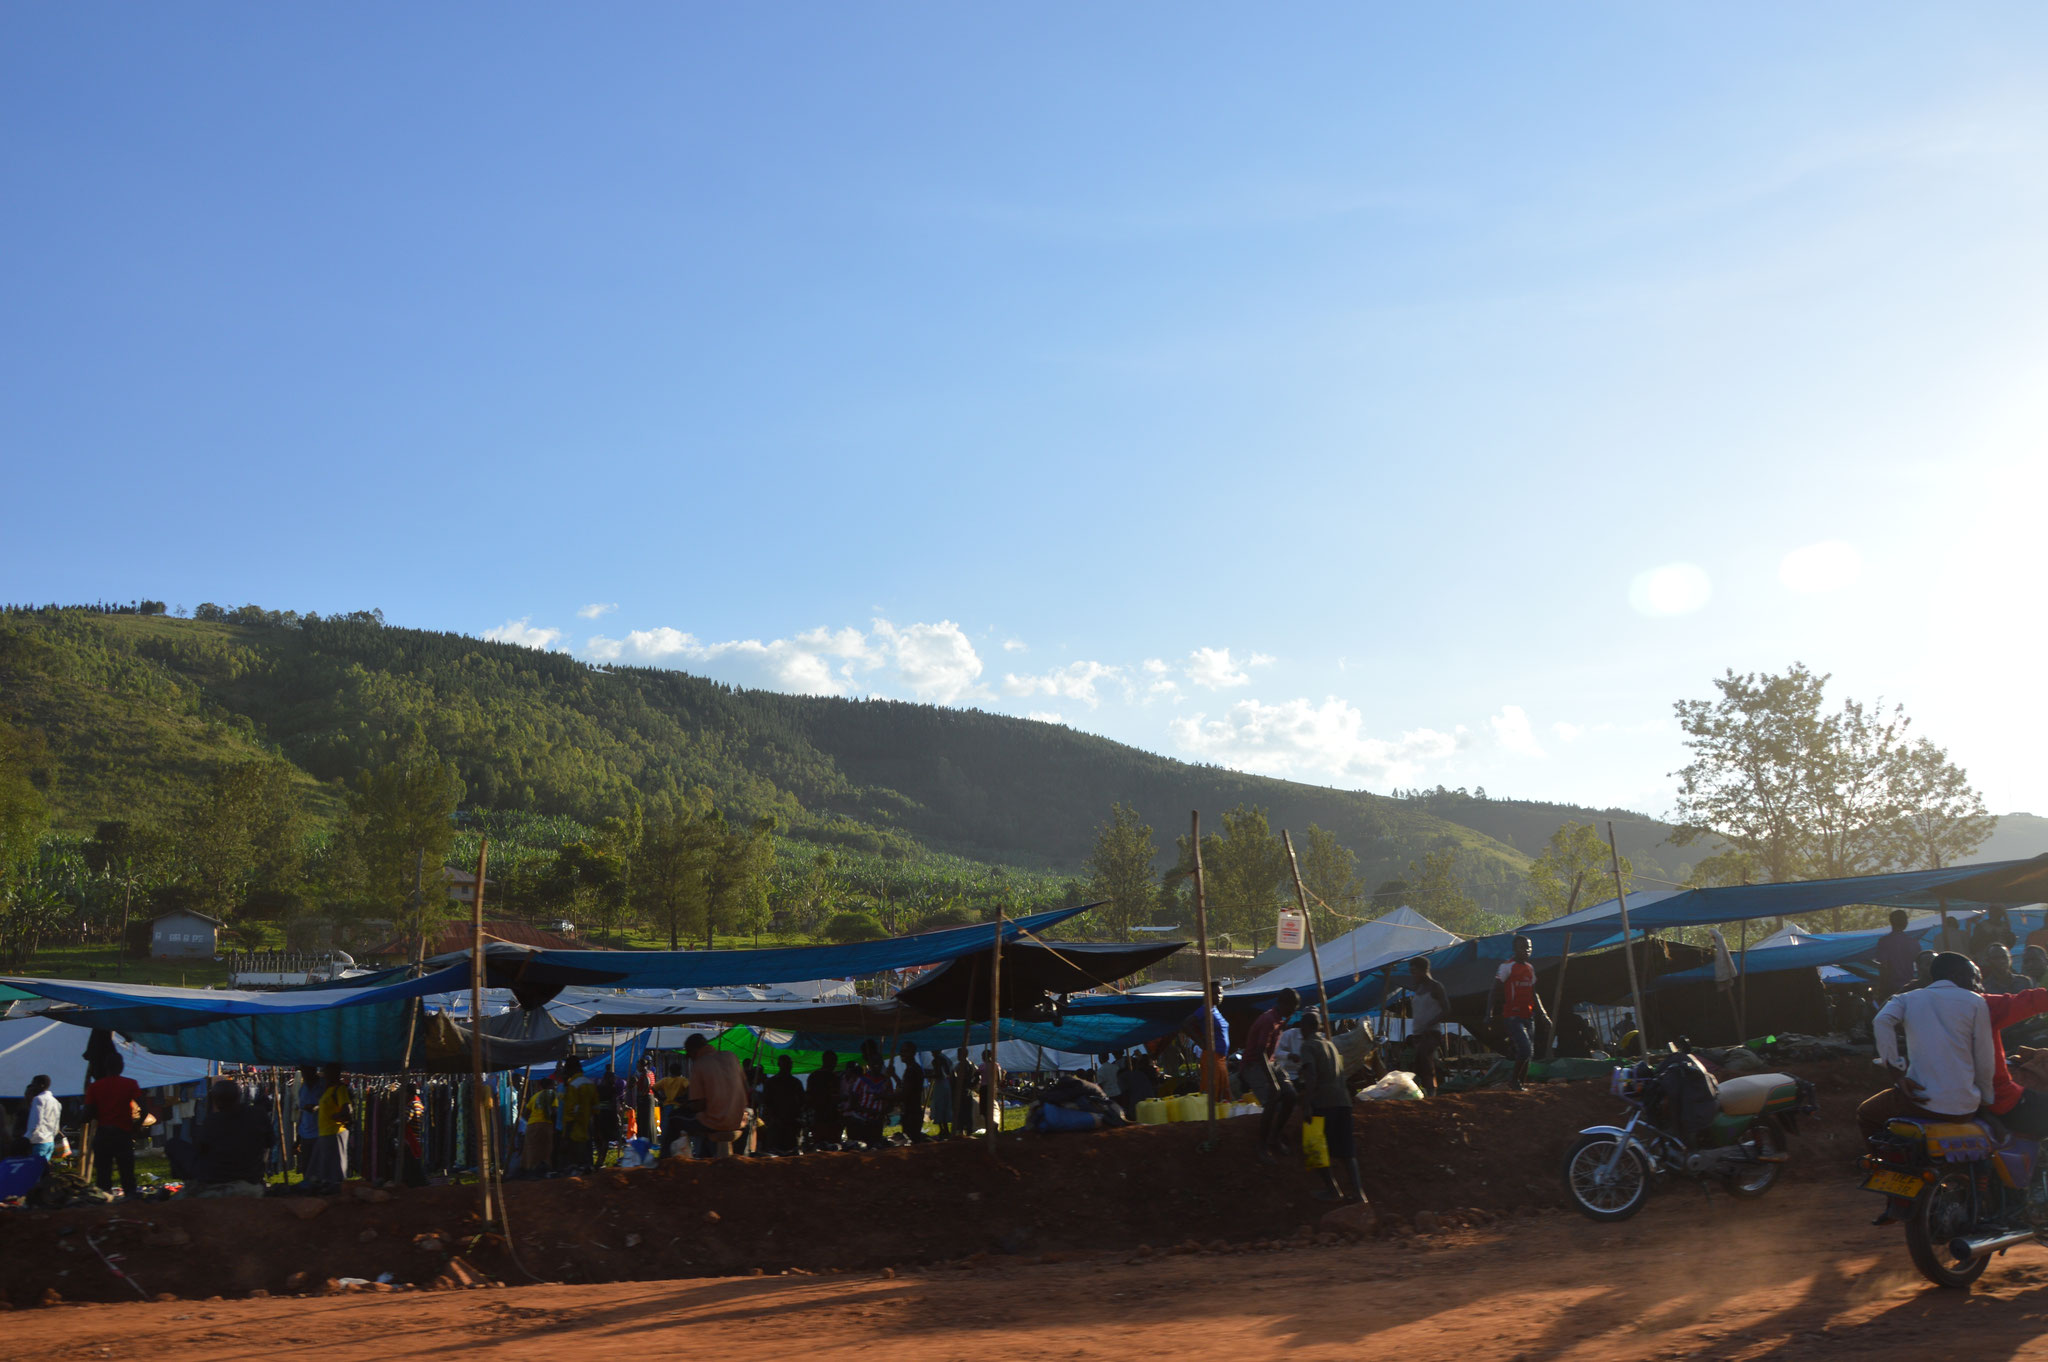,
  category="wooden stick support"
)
[1281,830,1331,1030]
[1191,811,1218,1142]
[471,839,493,1223]
[987,905,1004,1153]
[1606,822,1648,1058]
